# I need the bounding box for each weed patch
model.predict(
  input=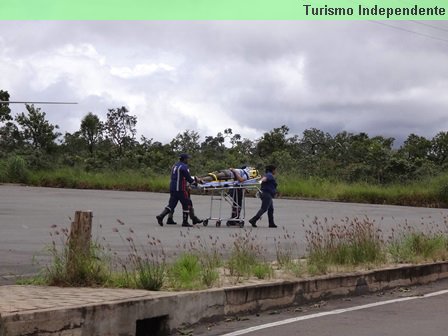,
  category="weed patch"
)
[389,232,448,263]
[305,217,385,271]
[44,225,111,287]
